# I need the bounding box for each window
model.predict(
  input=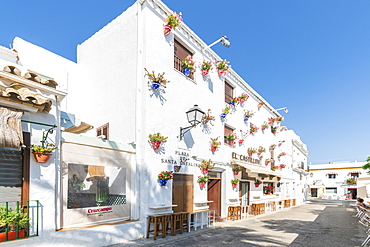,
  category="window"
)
[325,187,337,194]
[224,125,234,145]
[263,182,274,195]
[97,123,109,140]
[225,81,234,103]
[328,174,336,179]
[174,39,194,79]
[351,173,359,178]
